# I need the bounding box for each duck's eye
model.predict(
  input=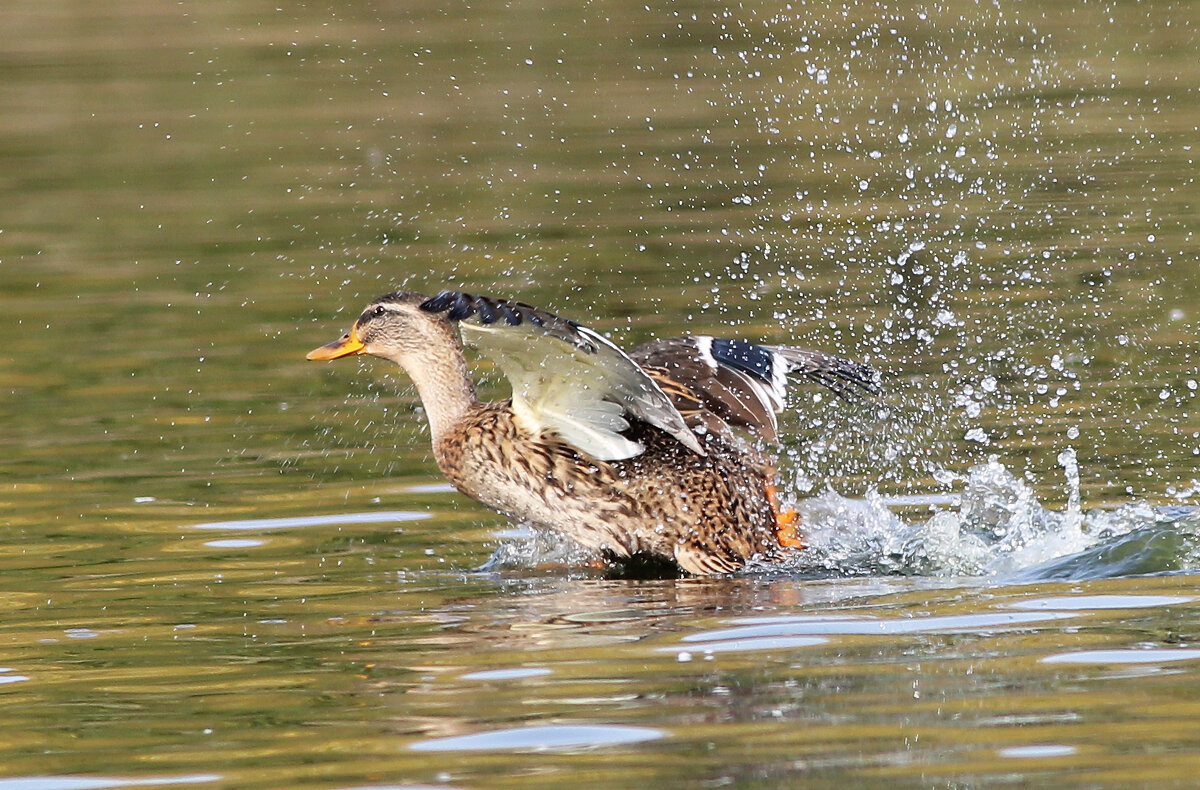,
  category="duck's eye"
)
[371,305,387,318]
